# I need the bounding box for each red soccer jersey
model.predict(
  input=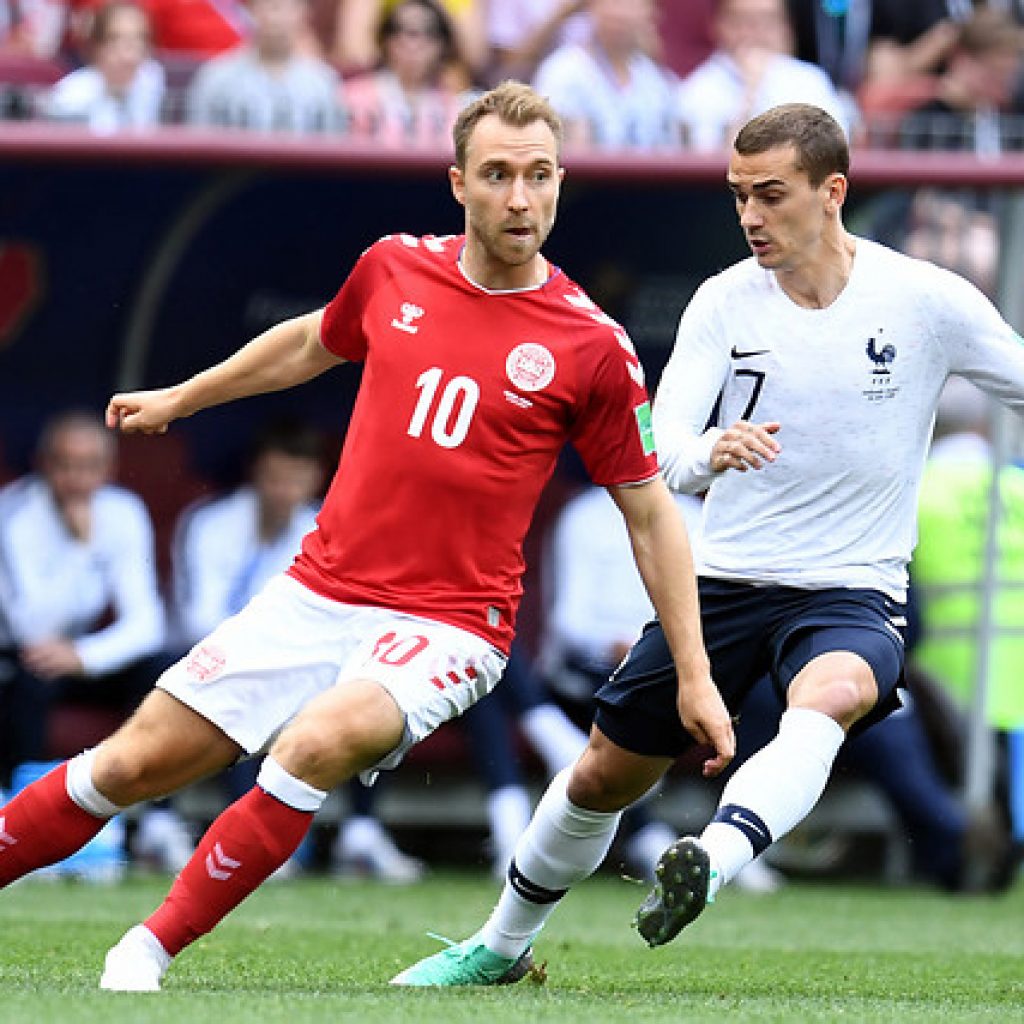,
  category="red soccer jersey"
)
[289,233,658,653]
